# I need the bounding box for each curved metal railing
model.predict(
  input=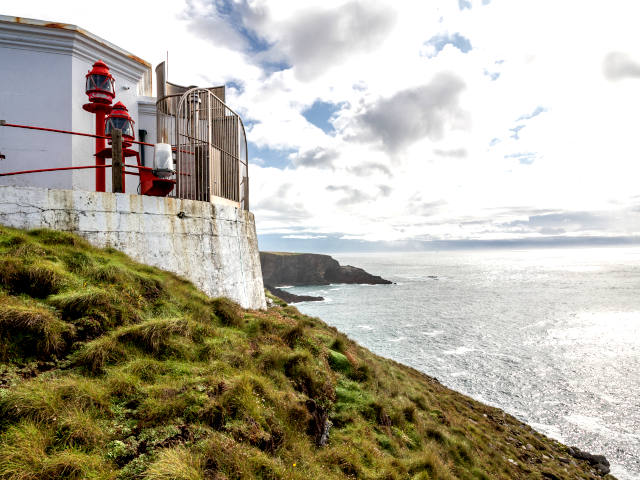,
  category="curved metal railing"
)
[156,88,249,210]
